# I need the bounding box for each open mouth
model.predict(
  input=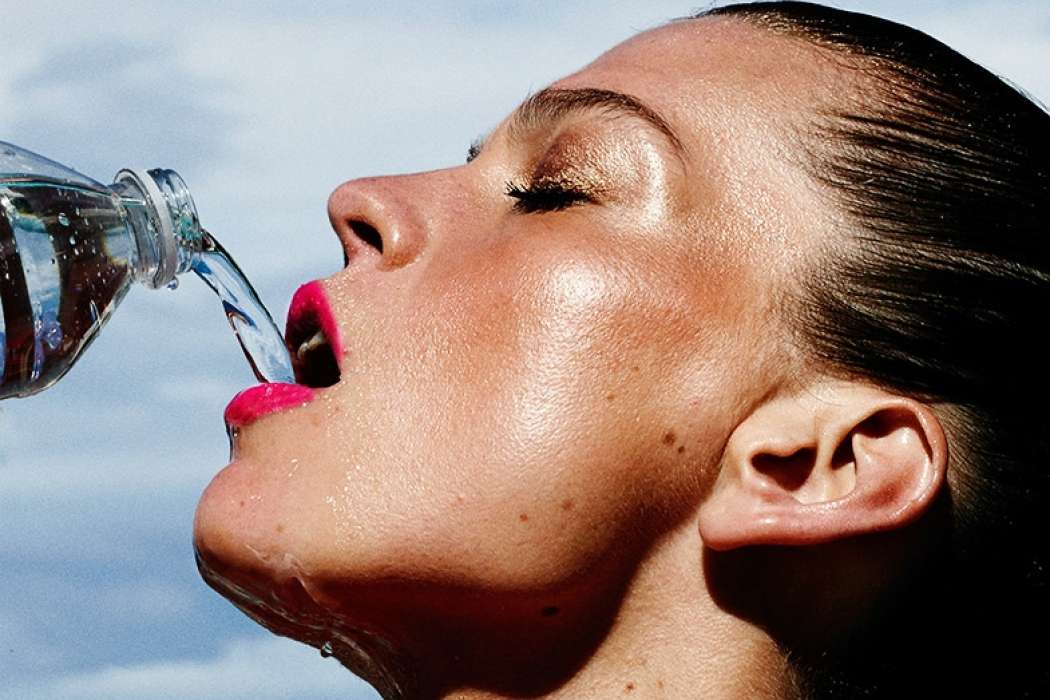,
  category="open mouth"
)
[286,282,343,388]
[288,321,340,388]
